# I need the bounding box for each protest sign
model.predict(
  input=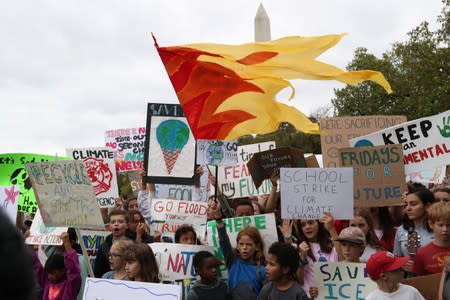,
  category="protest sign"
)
[66,147,119,208]
[83,278,181,300]
[145,103,196,185]
[0,185,19,224]
[280,168,353,220]
[0,153,69,213]
[79,229,109,269]
[25,210,67,245]
[196,140,238,166]
[26,160,104,229]
[313,262,377,300]
[339,144,405,207]
[305,154,320,168]
[350,110,450,173]
[105,127,146,171]
[247,147,306,188]
[150,243,214,282]
[320,115,407,168]
[149,198,207,239]
[156,184,196,201]
[218,142,275,199]
[402,273,441,300]
[406,166,447,184]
